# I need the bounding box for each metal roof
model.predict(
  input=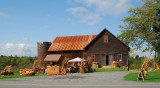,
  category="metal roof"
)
[48,35,97,51]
